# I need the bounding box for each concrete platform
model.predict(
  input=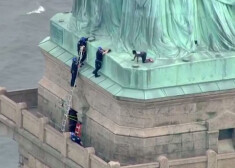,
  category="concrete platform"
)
[38,45,235,164]
[49,12,235,91]
[40,38,235,100]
